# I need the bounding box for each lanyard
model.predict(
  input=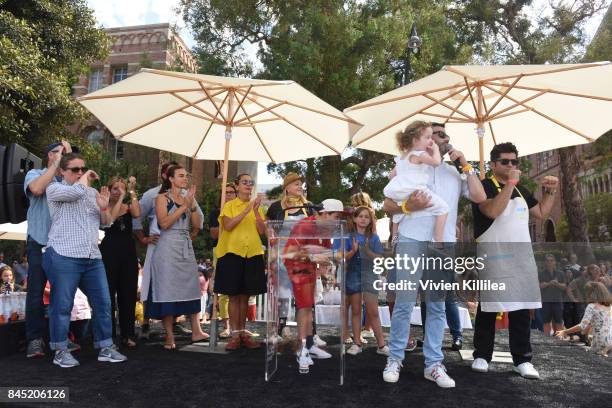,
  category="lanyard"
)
[490,175,525,201]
